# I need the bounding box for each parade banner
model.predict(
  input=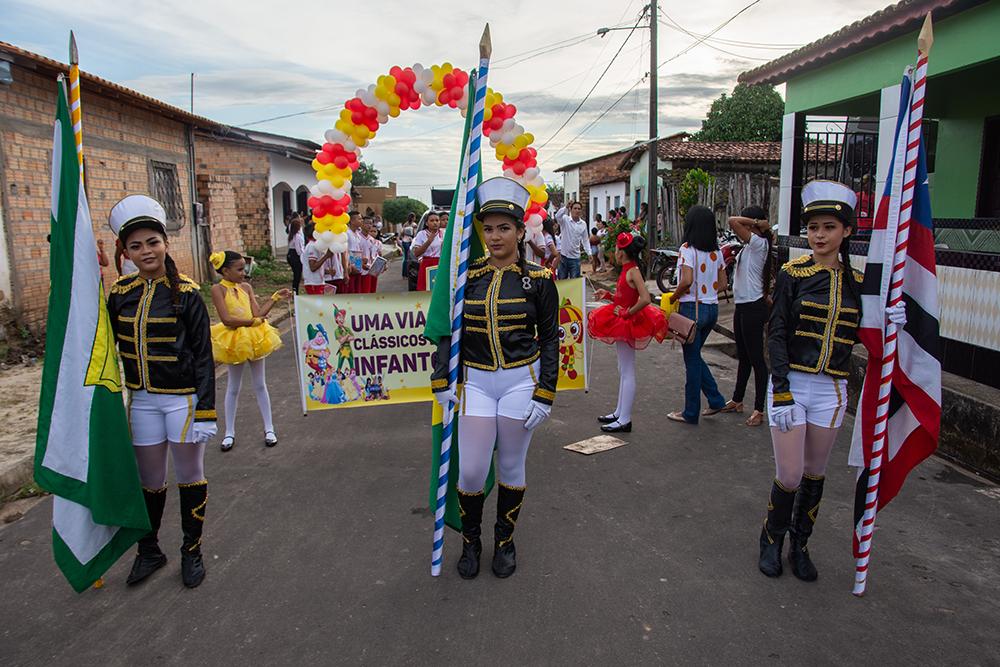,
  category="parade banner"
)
[293,278,586,411]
